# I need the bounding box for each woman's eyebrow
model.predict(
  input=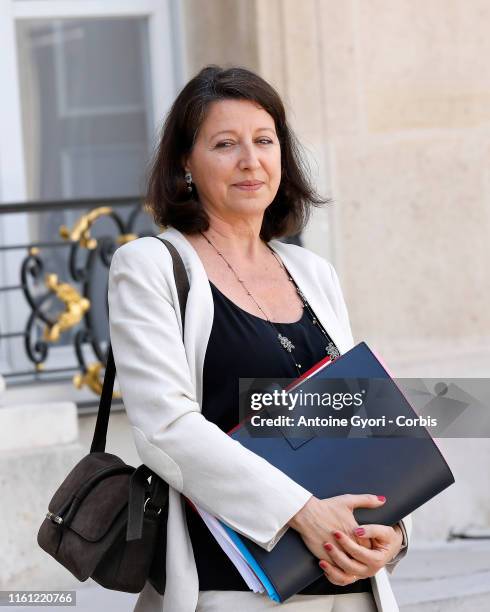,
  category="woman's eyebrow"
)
[209,127,276,139]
